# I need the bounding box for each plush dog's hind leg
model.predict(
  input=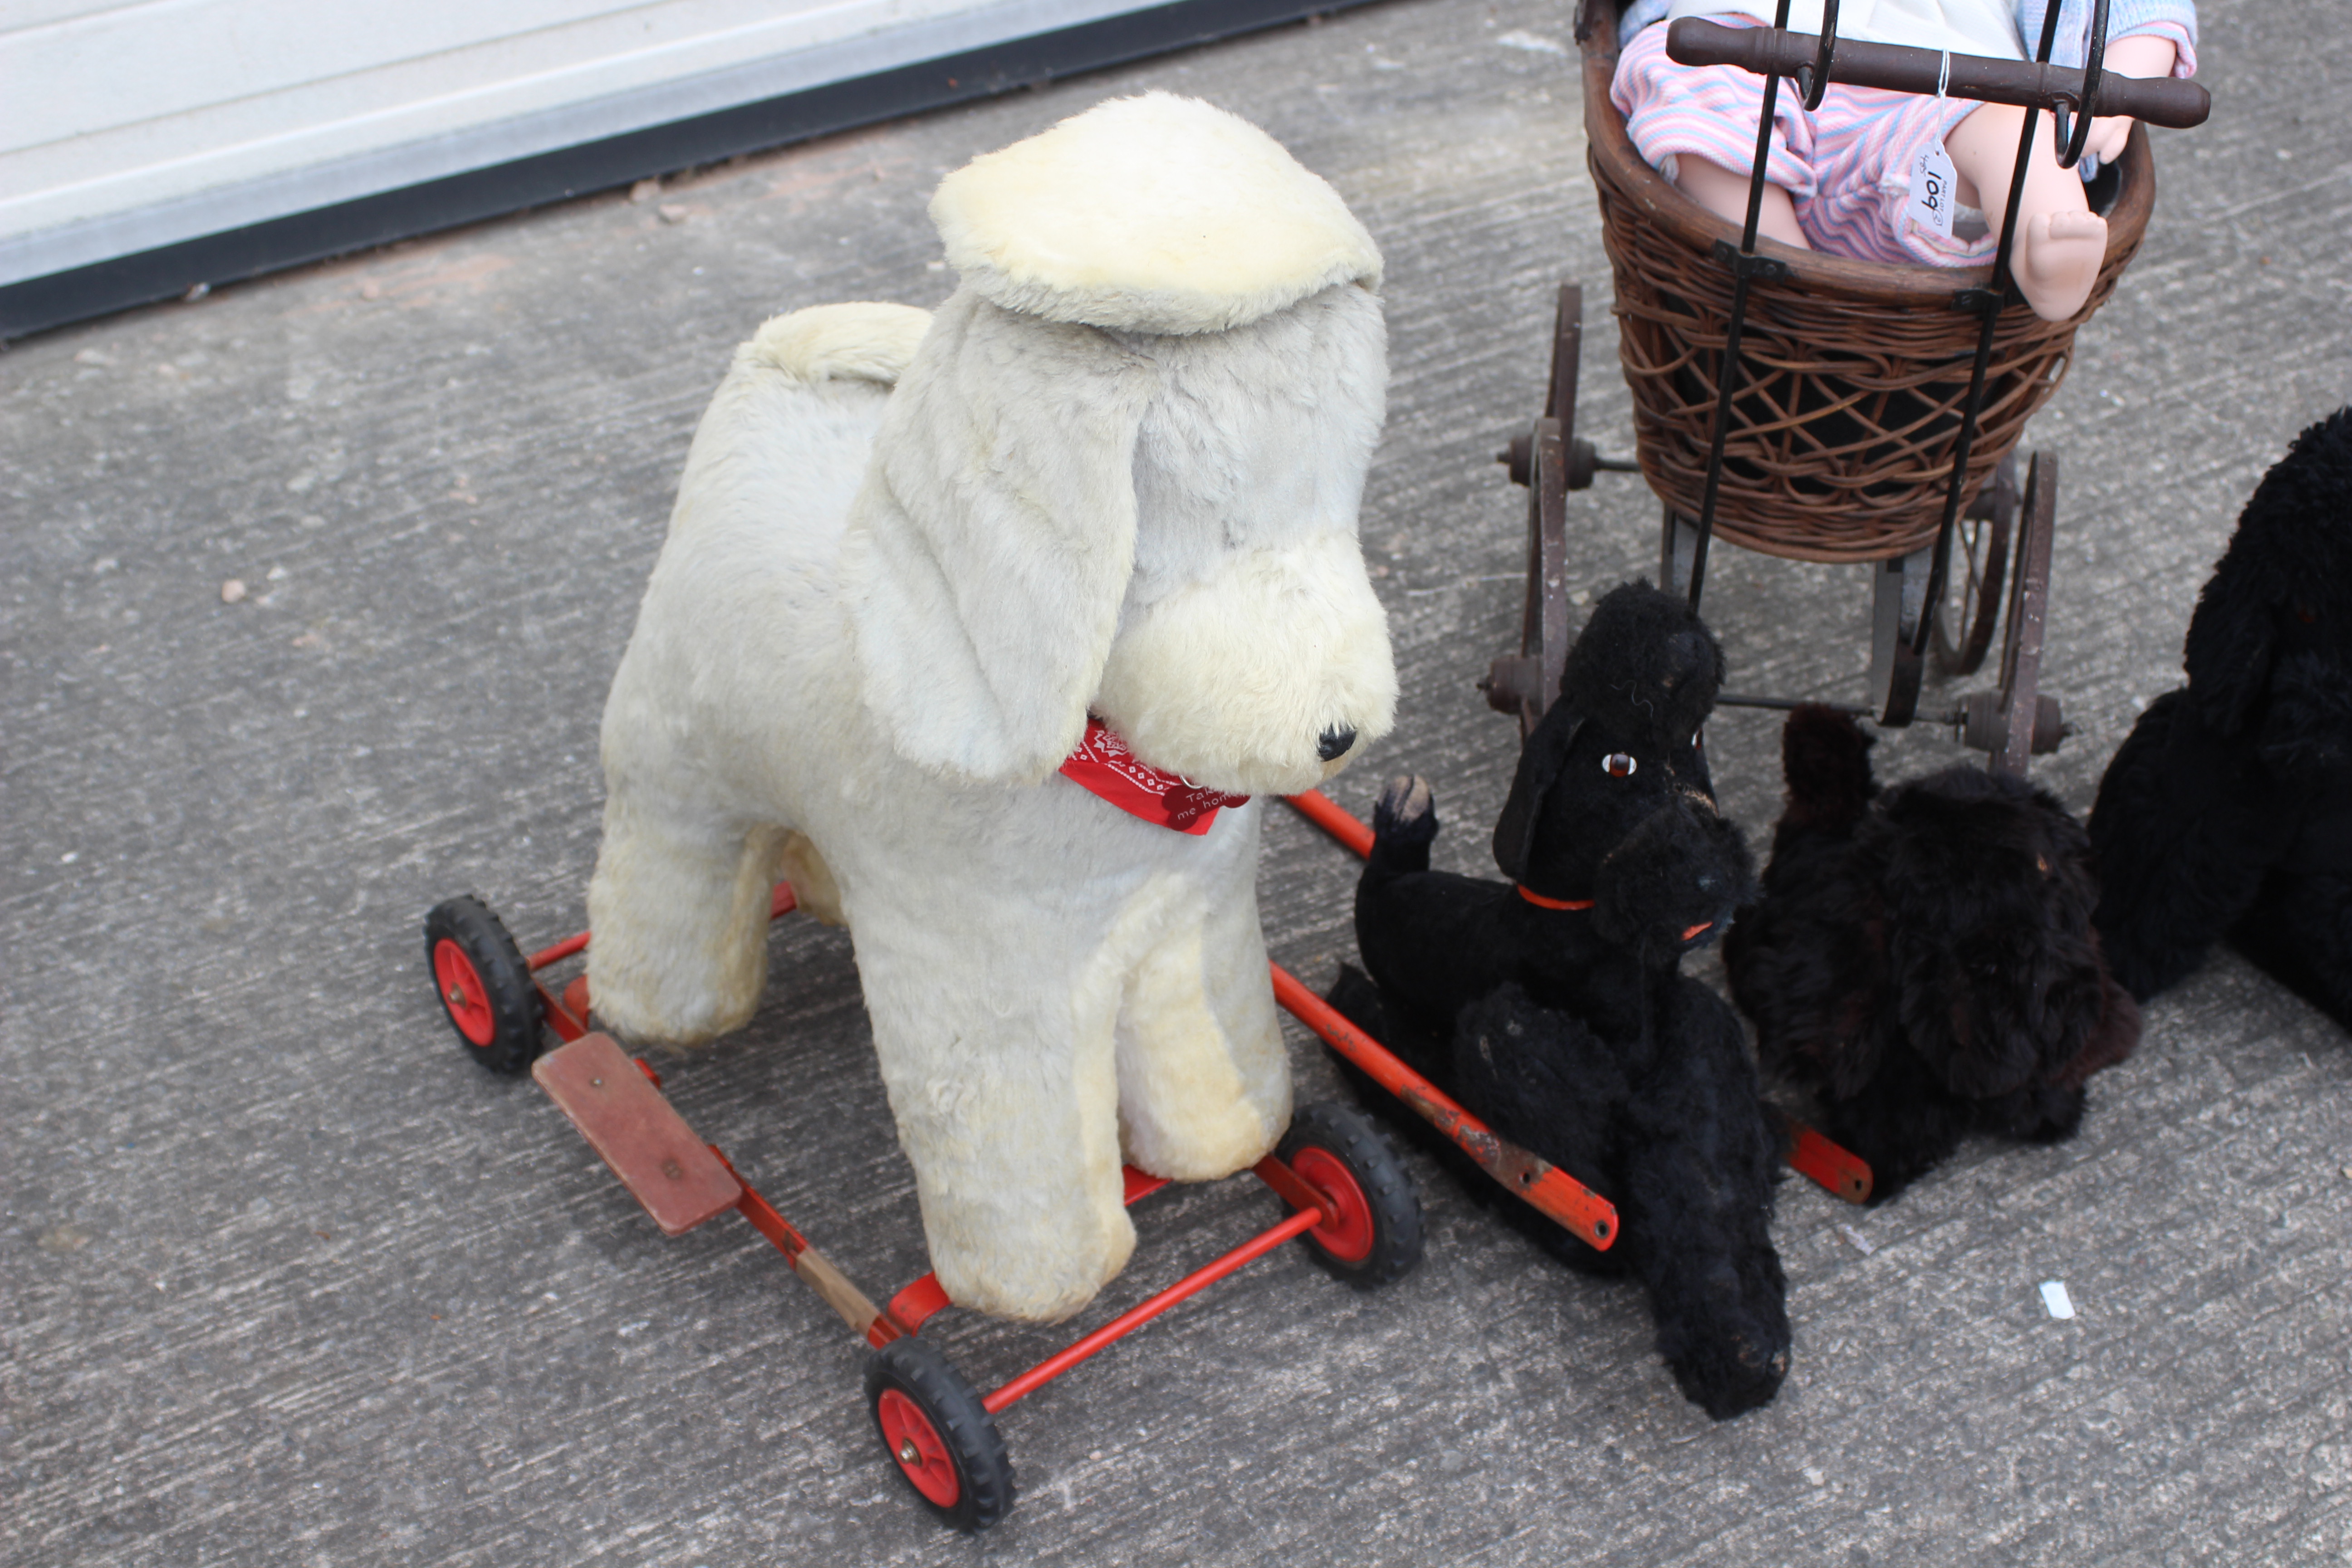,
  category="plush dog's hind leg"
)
[2090,691,2287,1000]
[2232,869,2352,1033]
[586,790,786,1045]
